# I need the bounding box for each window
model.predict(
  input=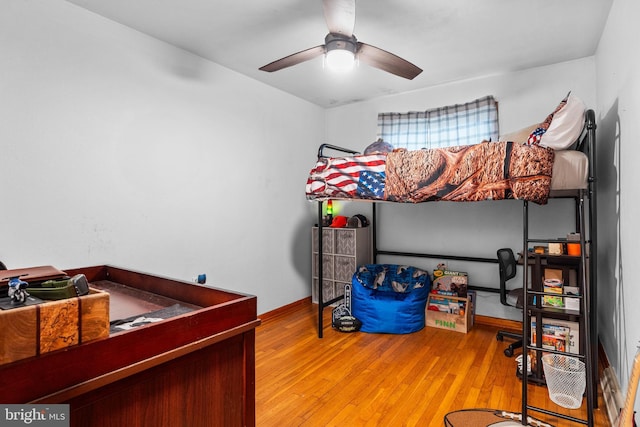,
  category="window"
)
[377,95,499,150]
